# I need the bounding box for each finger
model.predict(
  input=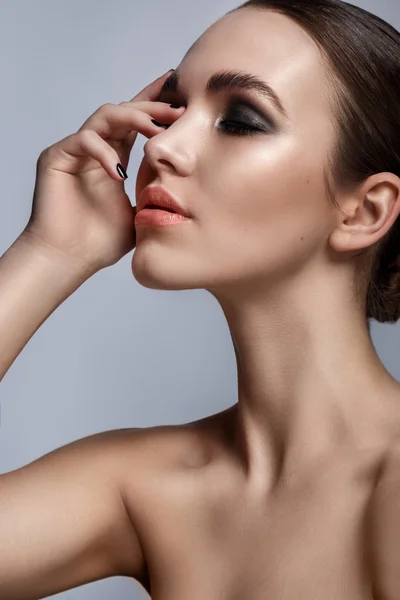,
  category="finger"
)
[129,69,175,103]
[121,101,186,156]
[119,100,185,120]
[78,102,185,142]
[40,128,130,182]
[116,93,184,149]
[122,99,186,157]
